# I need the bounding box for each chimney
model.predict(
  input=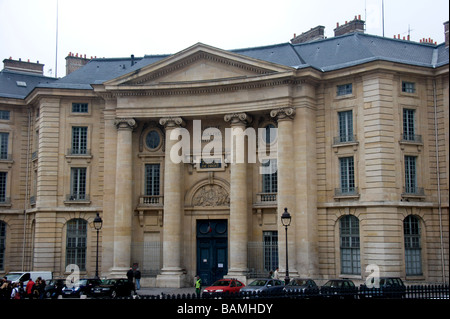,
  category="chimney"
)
[334,15,365,37]
[291,25,325,44]
[444,21,449,48]
[65,52,91,75]
[3,58,44,75]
